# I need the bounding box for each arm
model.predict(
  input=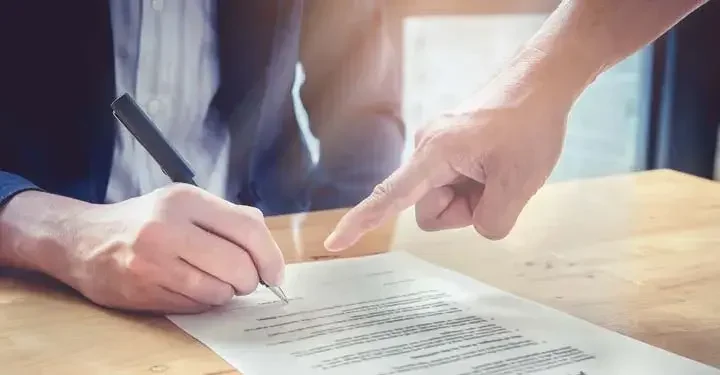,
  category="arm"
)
[299,0,405,210]
[0,171,43,268]
[324,0,710,250]
[467,0,710,109]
